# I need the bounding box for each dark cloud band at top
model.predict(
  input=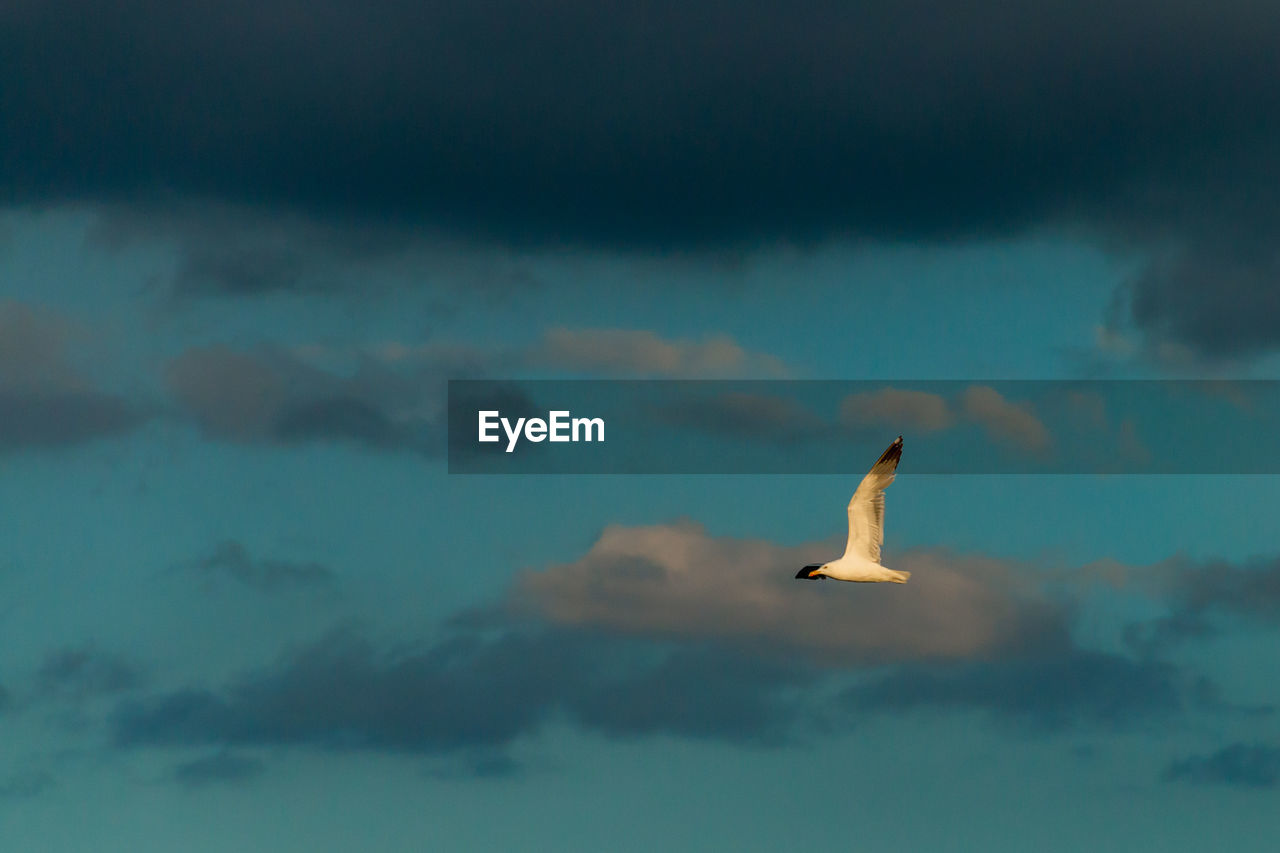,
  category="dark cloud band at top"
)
[5,1,1280,356]
[3,0,1278,245]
